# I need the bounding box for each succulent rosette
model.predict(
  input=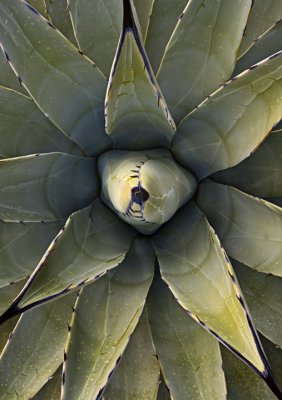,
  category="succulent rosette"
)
[0,0,281,399]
